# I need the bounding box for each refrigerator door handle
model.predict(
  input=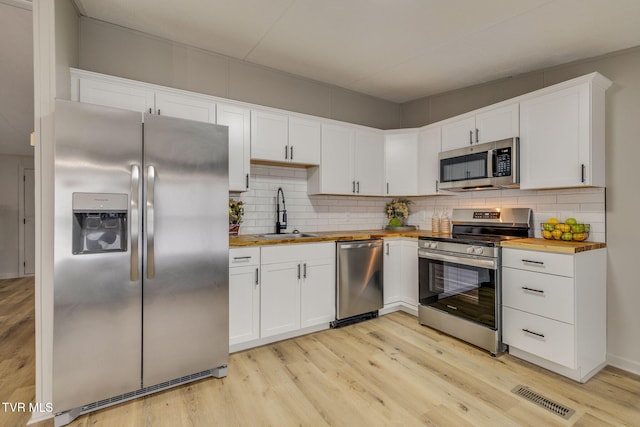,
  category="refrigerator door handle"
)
[130,165,140,281]
[146,165,156,279]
